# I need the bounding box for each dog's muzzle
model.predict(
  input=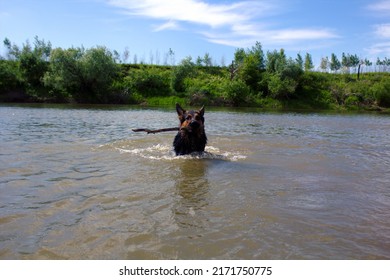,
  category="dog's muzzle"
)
[180,120,201,133]
[189,120,200,129]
